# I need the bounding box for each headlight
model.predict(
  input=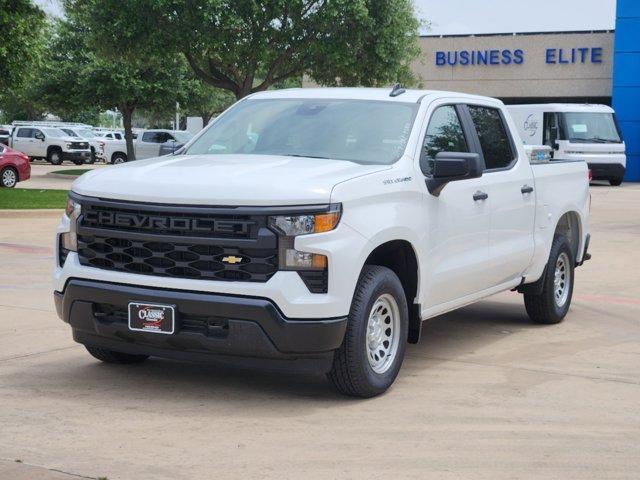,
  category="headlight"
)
[61,197,81,256]
[268,206,341,237]
[66,142,73,149]
[268,205,341,271]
